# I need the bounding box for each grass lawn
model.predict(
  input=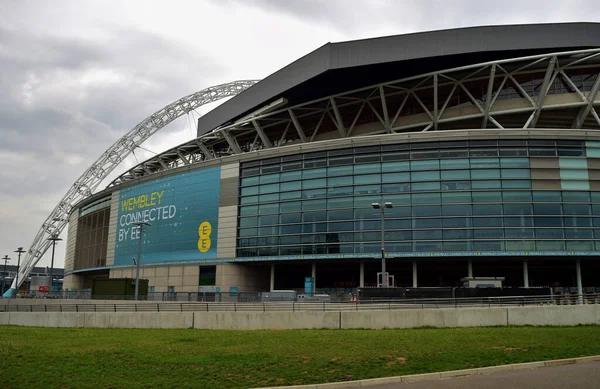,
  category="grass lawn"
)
[1,326,599,388]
